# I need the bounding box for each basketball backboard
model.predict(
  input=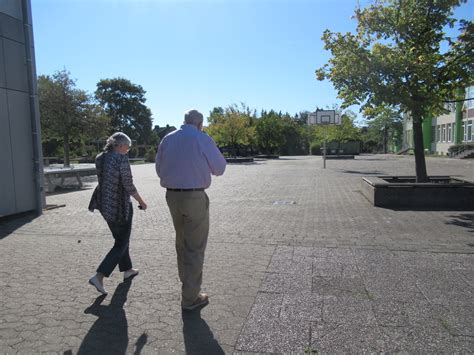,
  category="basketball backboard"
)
[307,110,341,125]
